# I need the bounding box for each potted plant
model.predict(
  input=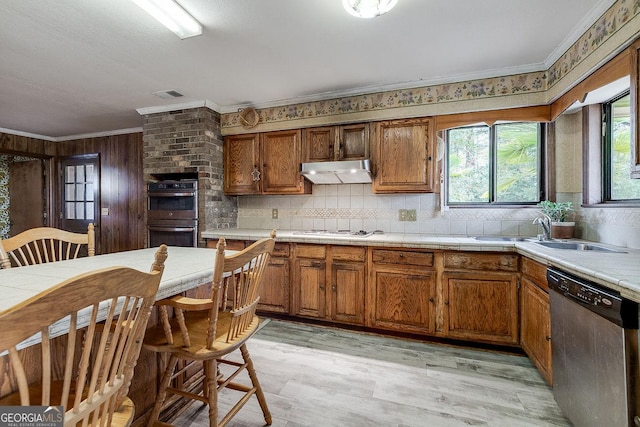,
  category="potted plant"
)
[537,201,575,239]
